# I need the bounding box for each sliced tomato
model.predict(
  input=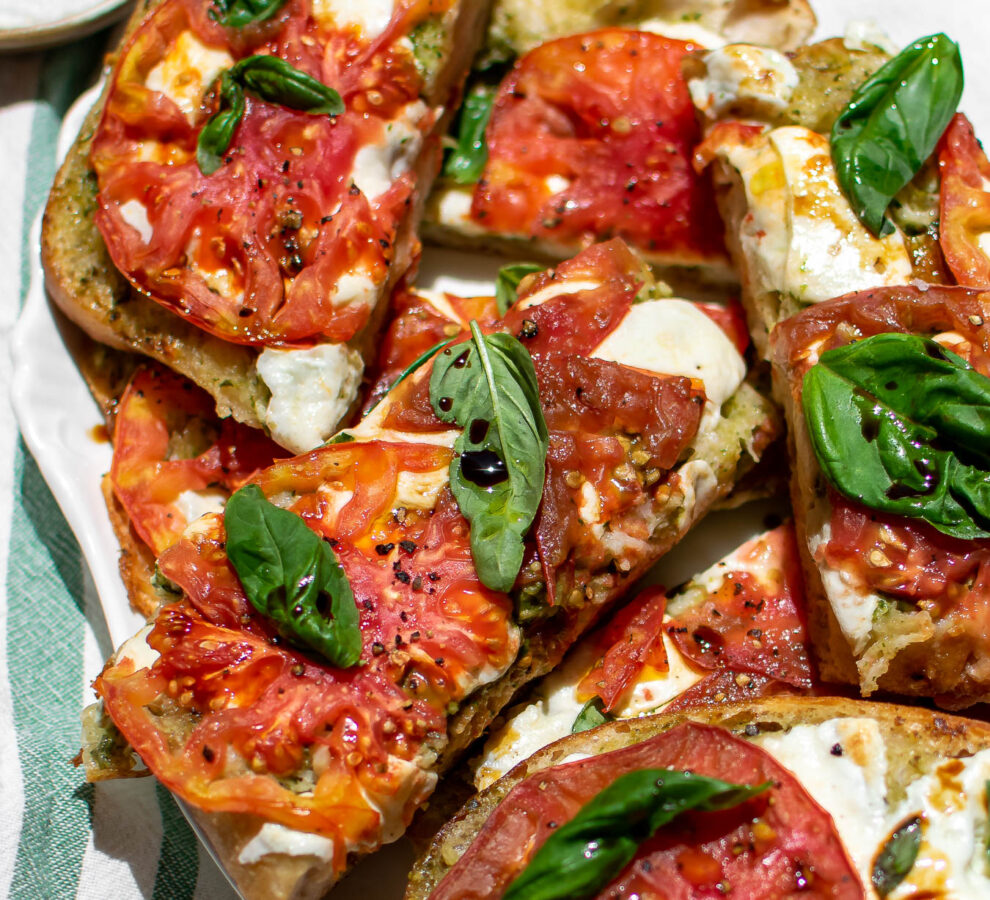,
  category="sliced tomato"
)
[576,586,669,711]
[939,113,990,287]
[92,0,434,346]
[471,29,726,266]
[824,491,988,612]
[110,364,285,555]
[696,298,750,354]
[430,722,863,900]
[667,523,814,688]
[98,442,519,854]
